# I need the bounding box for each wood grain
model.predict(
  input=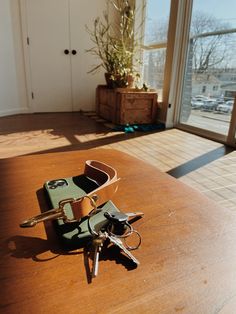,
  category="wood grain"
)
[1,149,236,313]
